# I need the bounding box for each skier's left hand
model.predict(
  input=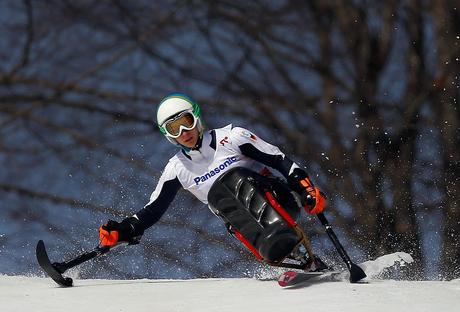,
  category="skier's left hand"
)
[288,168,327,214]
[301,186,327,214]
